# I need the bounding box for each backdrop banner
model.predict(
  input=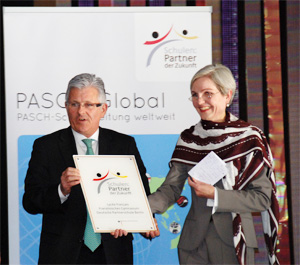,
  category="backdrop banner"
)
[3,6,212,264]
